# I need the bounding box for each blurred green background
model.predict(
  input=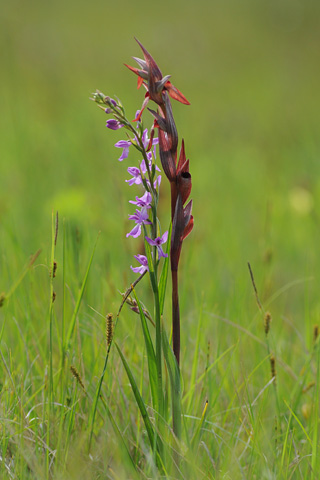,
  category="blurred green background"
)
[1,0,320,324]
